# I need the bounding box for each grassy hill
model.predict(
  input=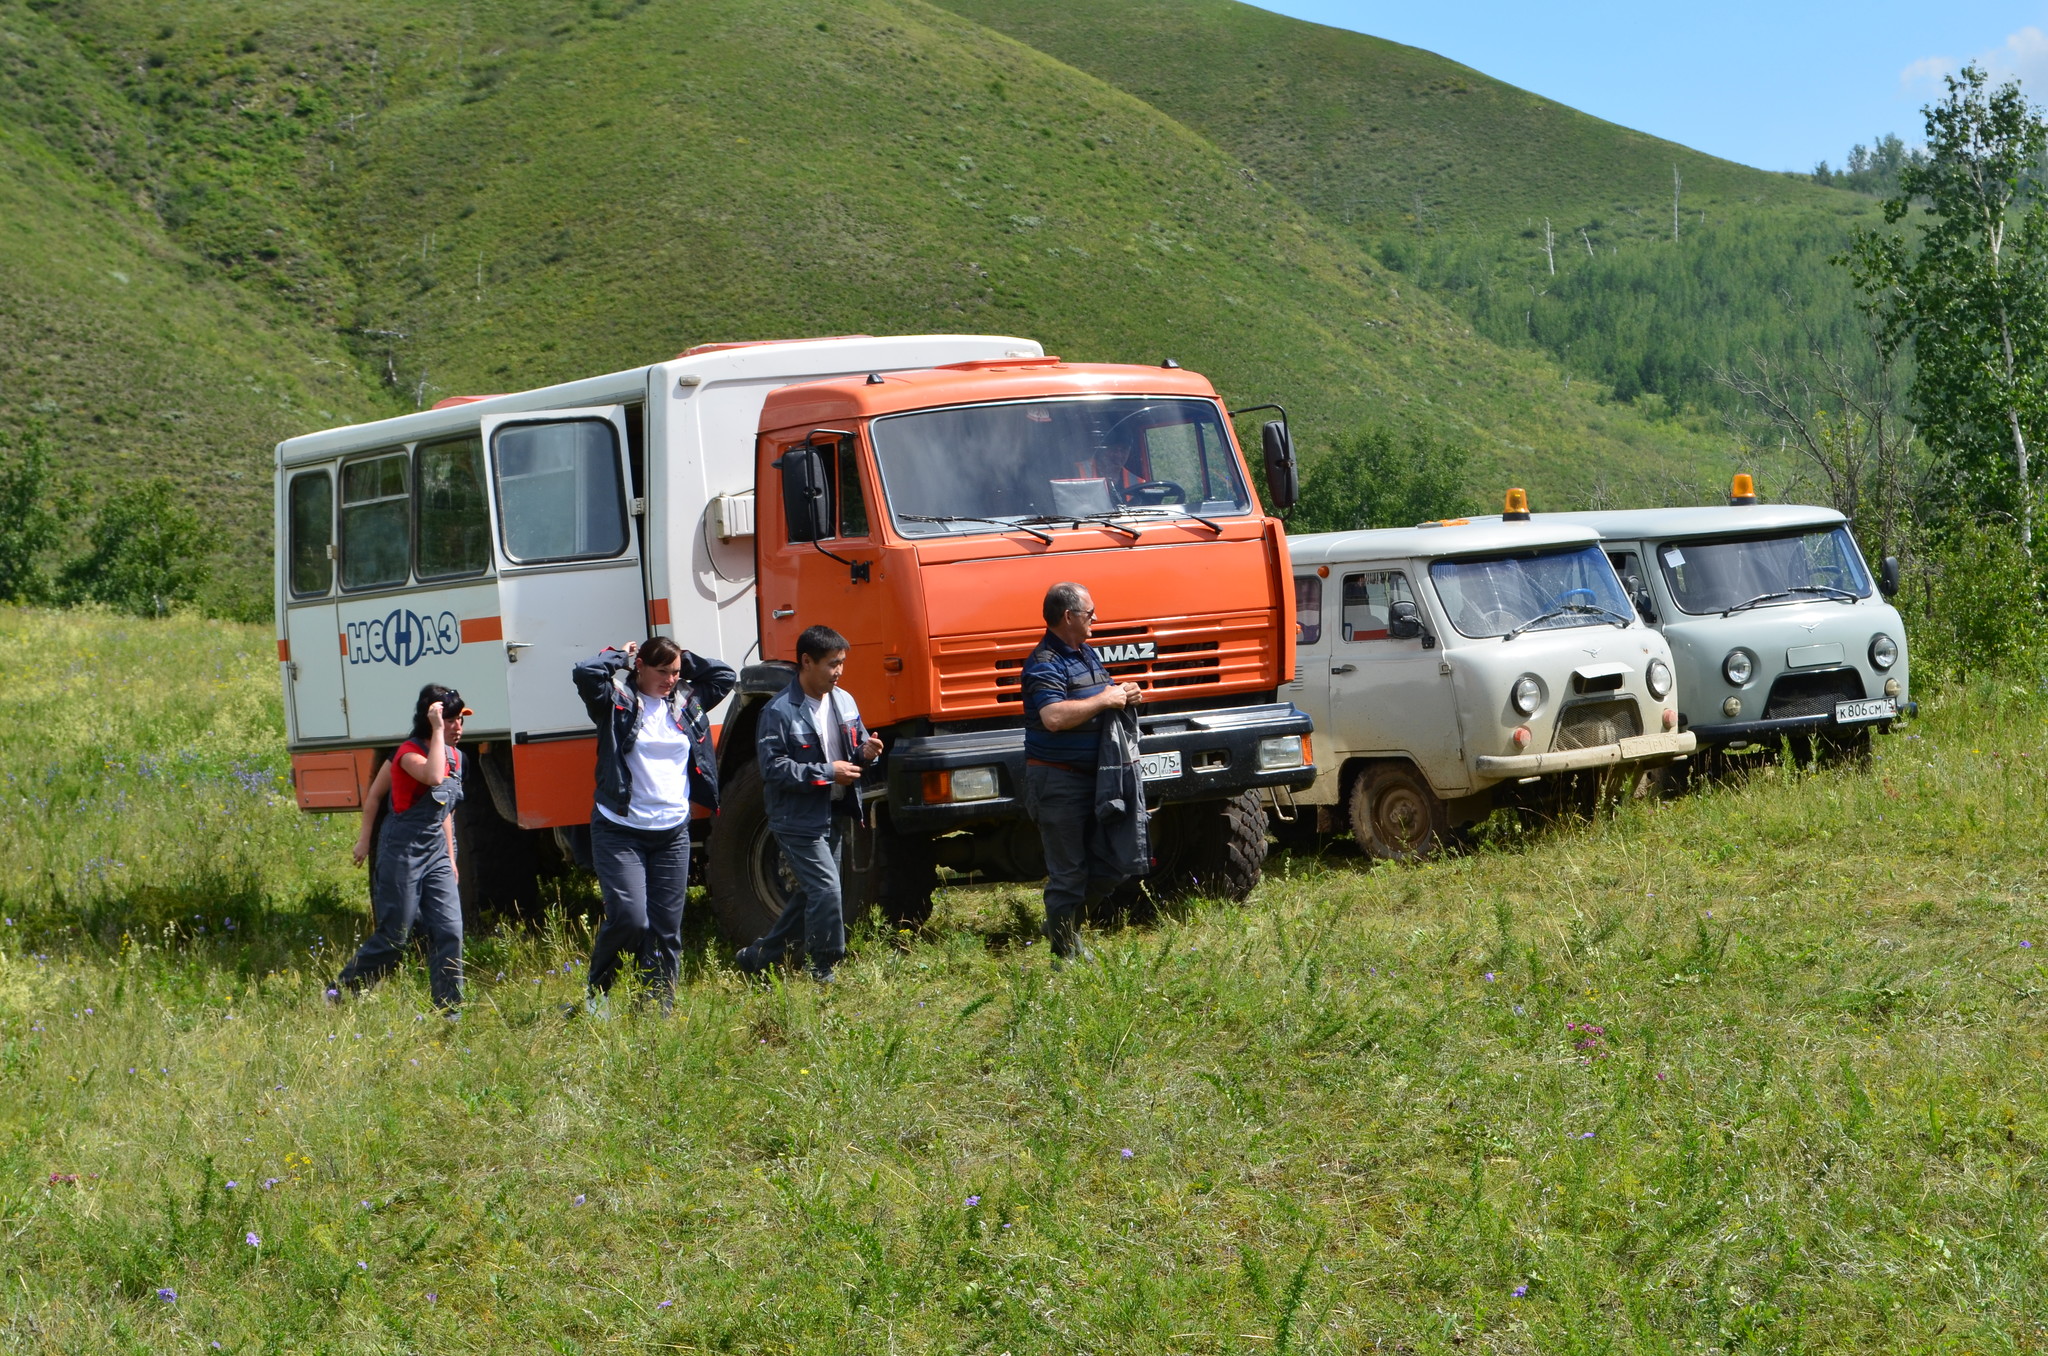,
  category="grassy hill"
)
[4,0,1799,610]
